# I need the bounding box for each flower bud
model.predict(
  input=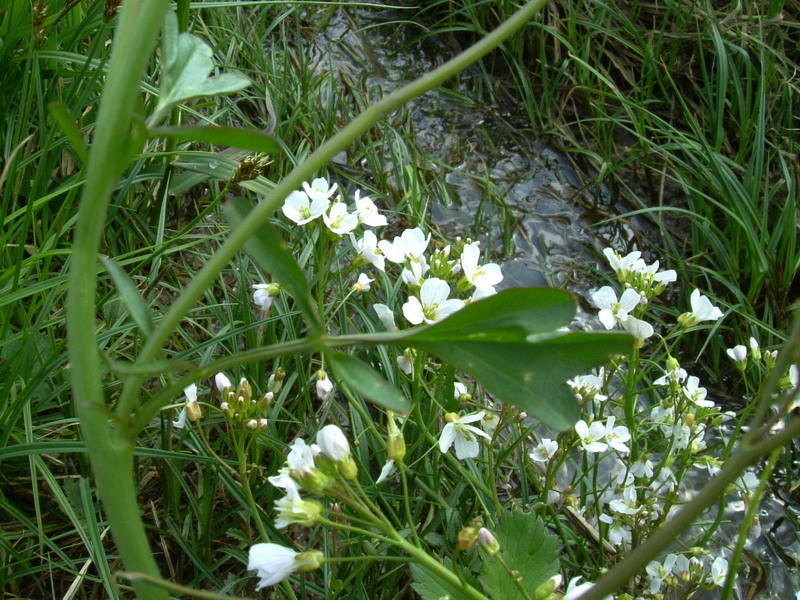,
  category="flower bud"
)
[387,432,406,461]
[220,402,233,418]
[338,455,359,480]
[214,372,232,393]
[295,550,324,572]
[186,401,202,422]
[259,418,268,430]
[315,370,333,401]
[236,378,252,403]
[457,526,479,550]
[316,425,350,462]
[257,392,274,412]
[534,575,561,600]
[267,368,286,394]
[749,337,761,360]
[477,528,500,556]
[246,419,258,430]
